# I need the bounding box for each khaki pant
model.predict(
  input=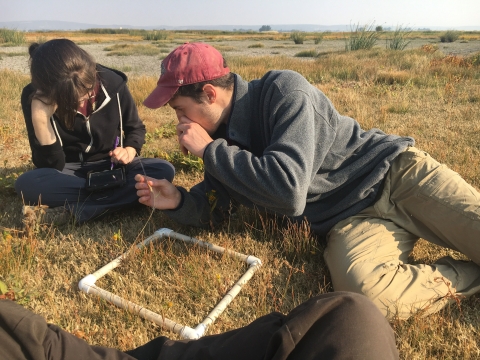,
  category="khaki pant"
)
[325,147,480,319]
